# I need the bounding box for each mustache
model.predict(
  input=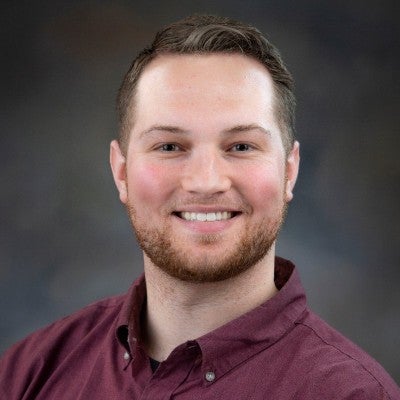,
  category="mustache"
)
[166,195,252,213]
